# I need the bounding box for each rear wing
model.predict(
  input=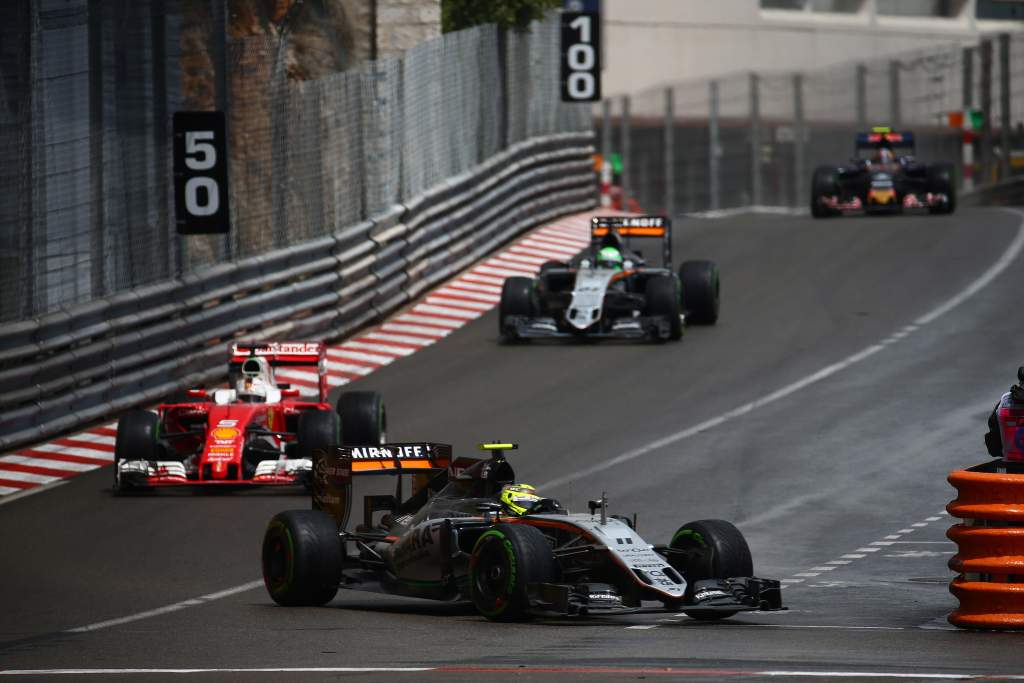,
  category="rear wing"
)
[591,216,672,267]
[855,128,915,152]
[229,341,327,402]
[312,442,453,529]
